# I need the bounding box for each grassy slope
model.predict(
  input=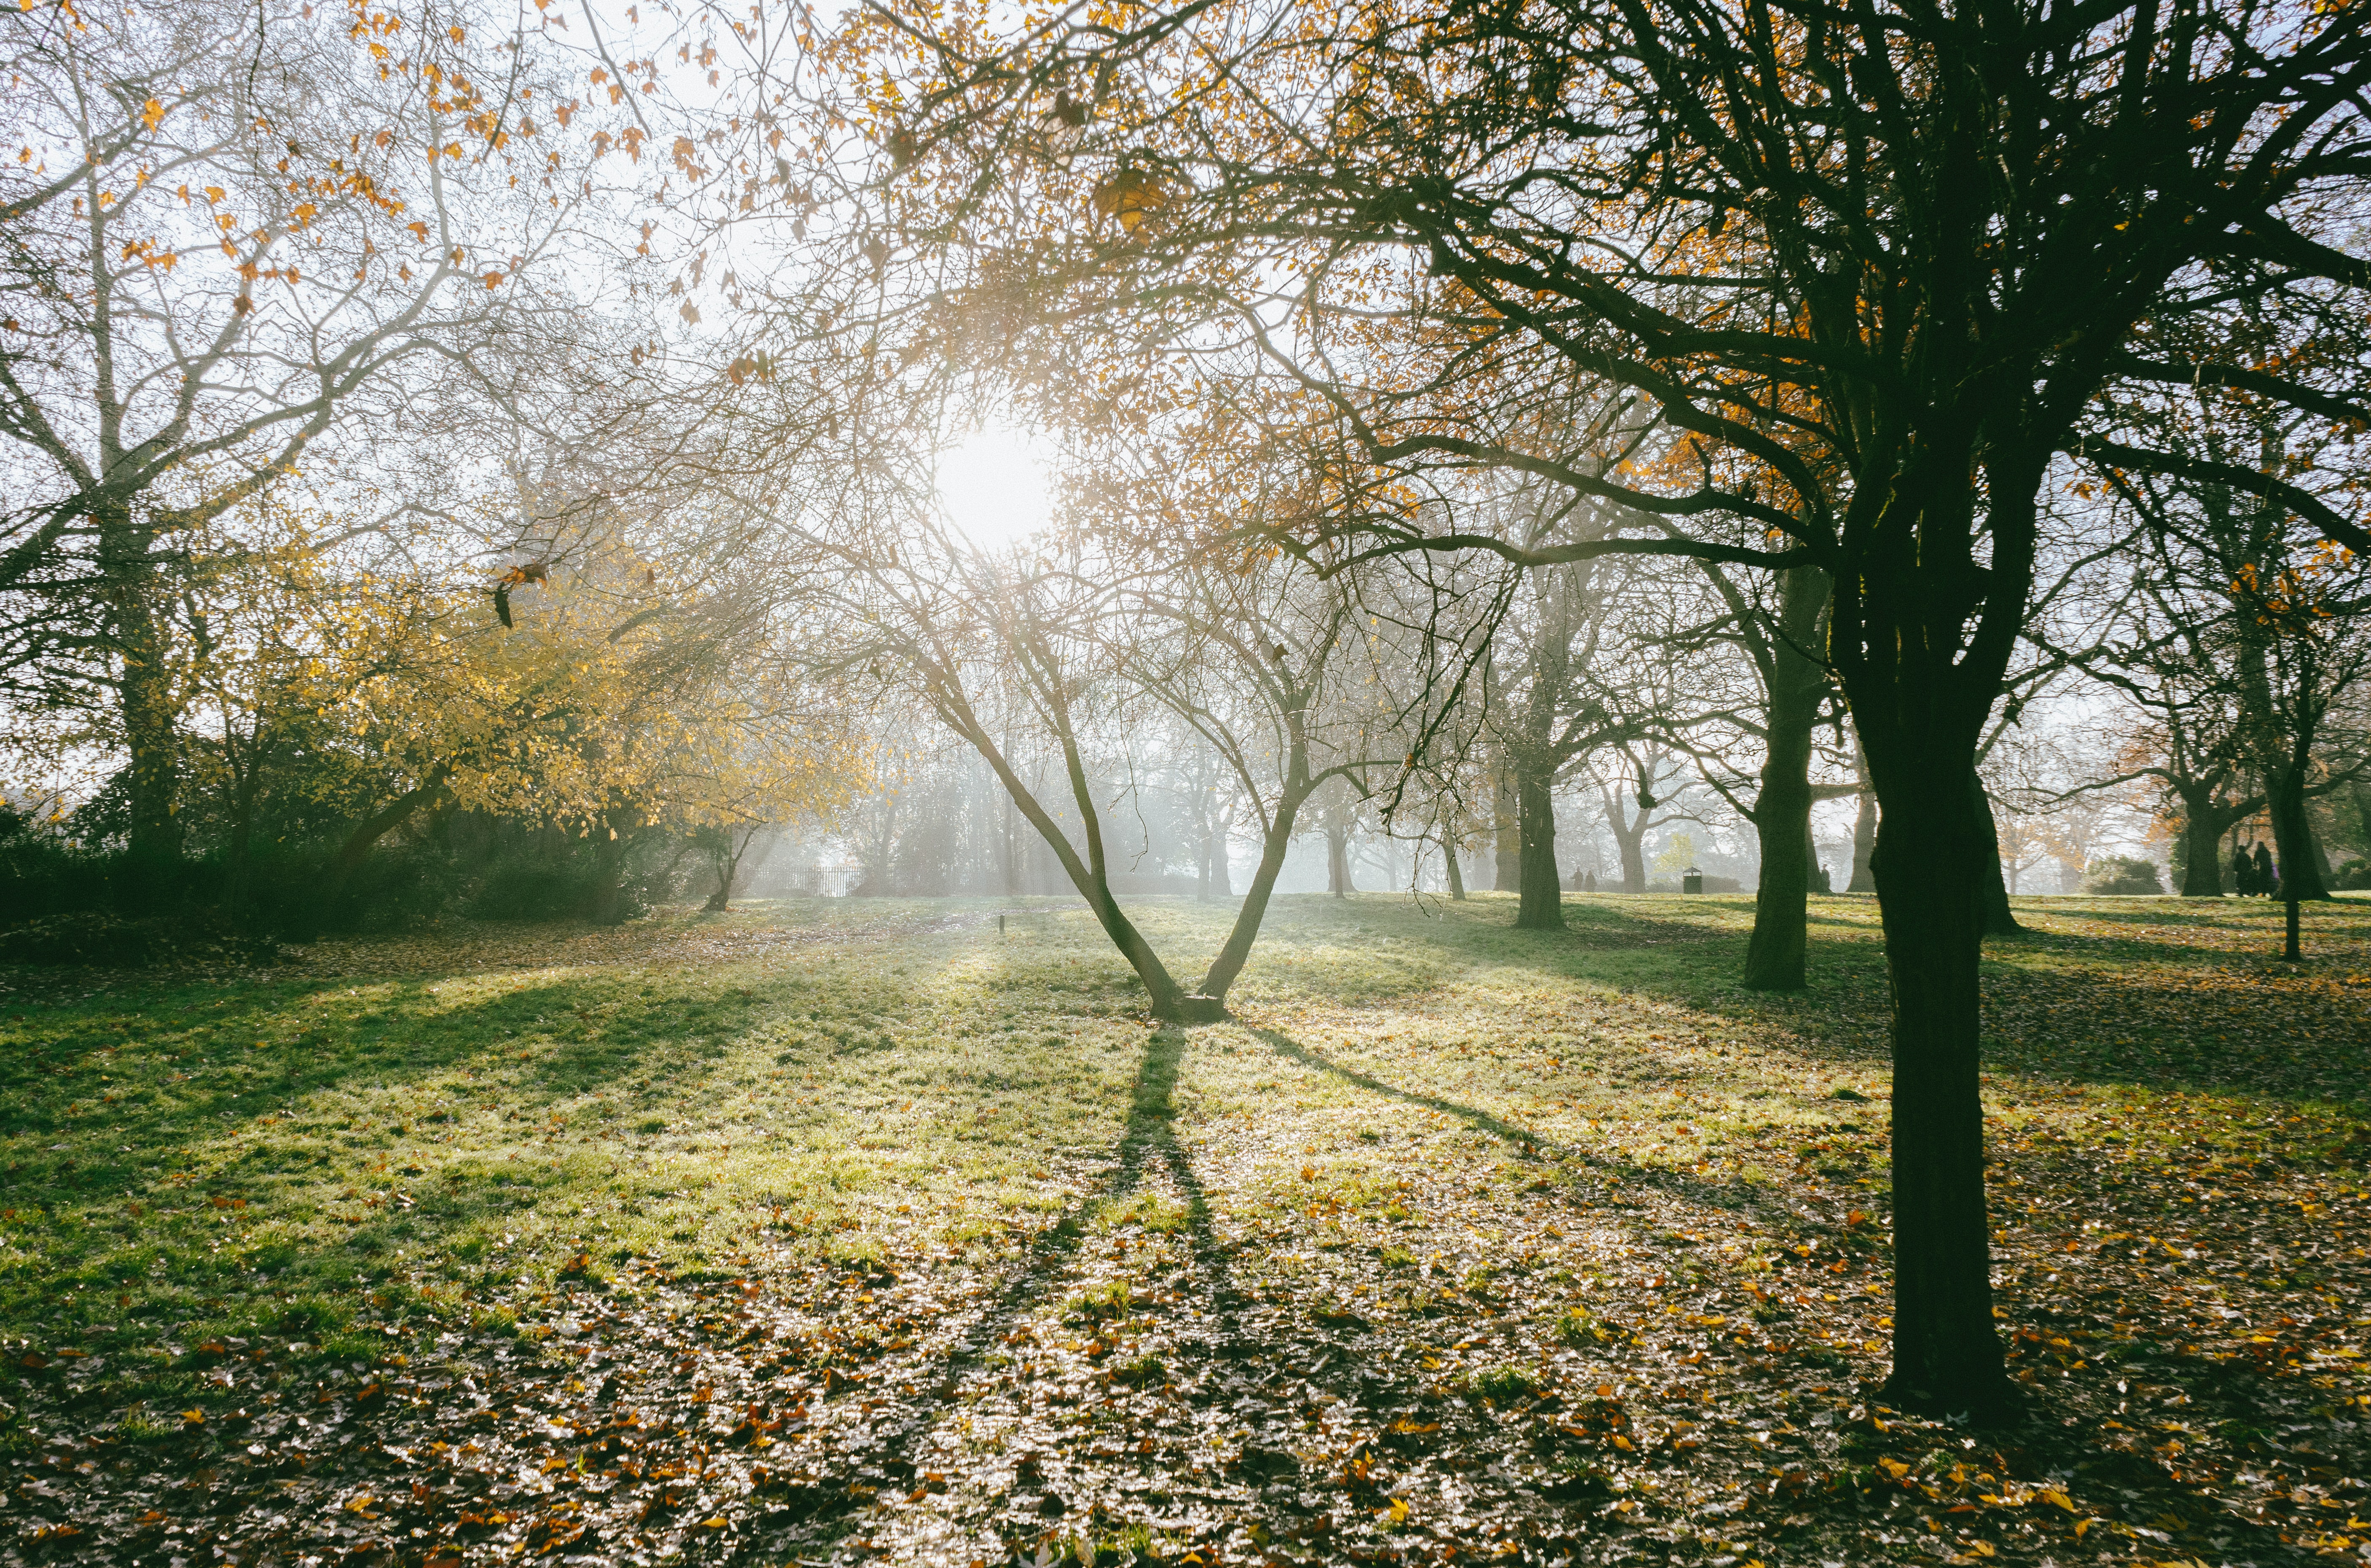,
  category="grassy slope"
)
[1,891,2366,1564]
